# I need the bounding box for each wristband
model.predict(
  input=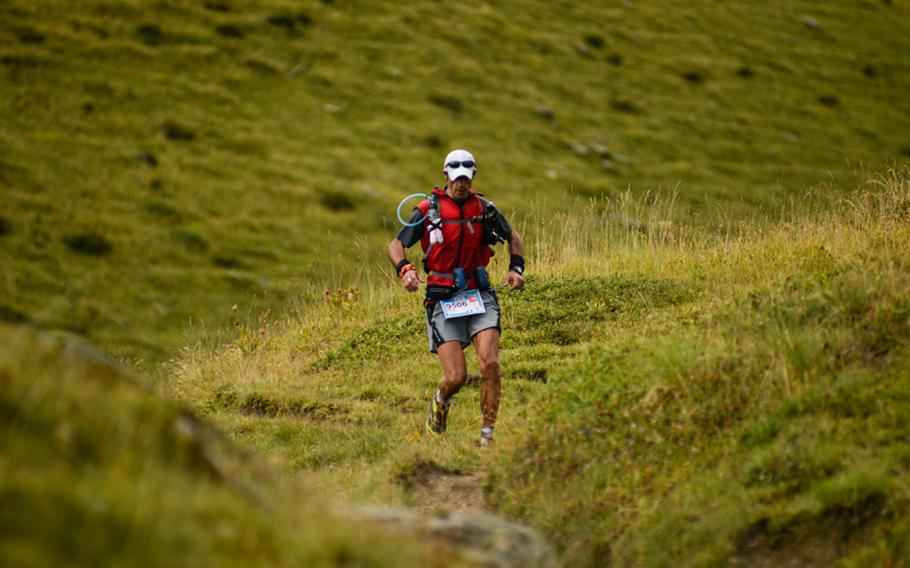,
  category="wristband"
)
[398,263,417,278]
[509,254,525,275]
[395,258,411,275]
